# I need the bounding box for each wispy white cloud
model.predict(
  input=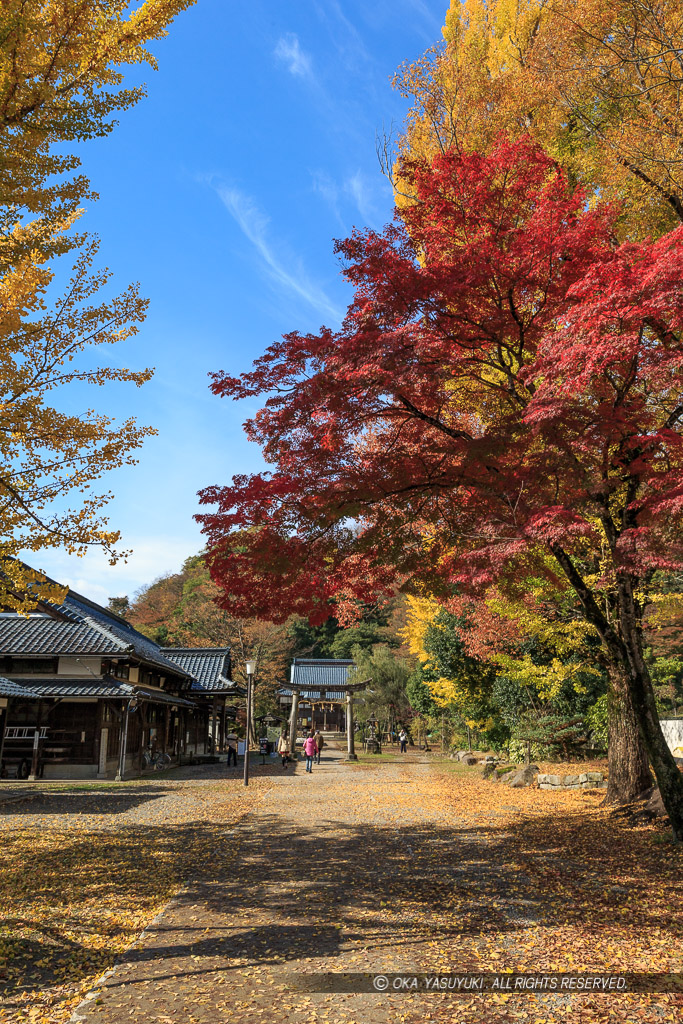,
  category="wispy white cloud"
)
[215,185,342,323]
[274,33,313,78]
[31,535,204,604]
[345,170,379,224]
